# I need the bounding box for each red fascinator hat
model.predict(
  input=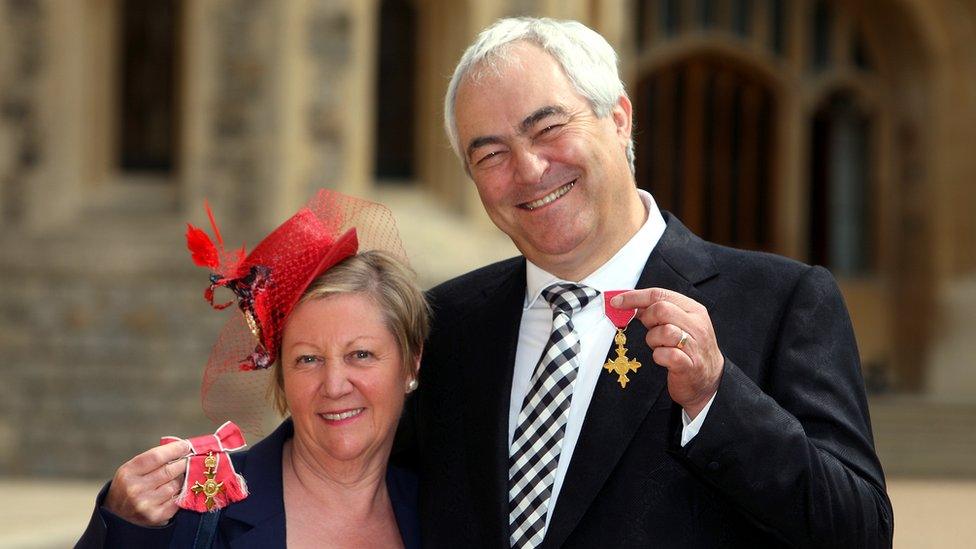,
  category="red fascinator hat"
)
[185,190,406,435]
